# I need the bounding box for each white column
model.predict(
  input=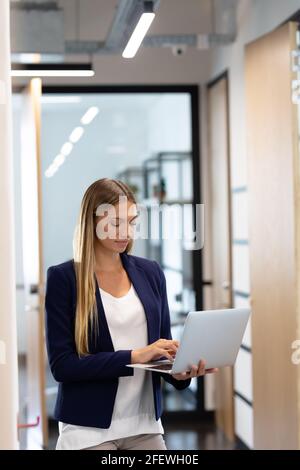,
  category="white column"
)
[0,0,19,450]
